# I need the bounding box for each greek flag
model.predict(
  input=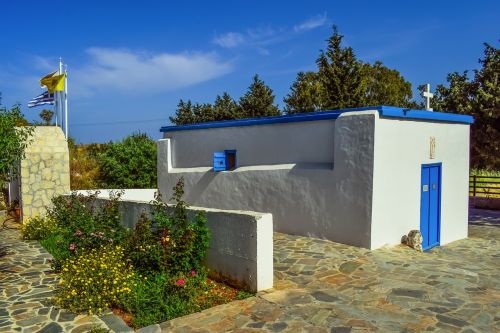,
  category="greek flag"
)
[28,91,55,108]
